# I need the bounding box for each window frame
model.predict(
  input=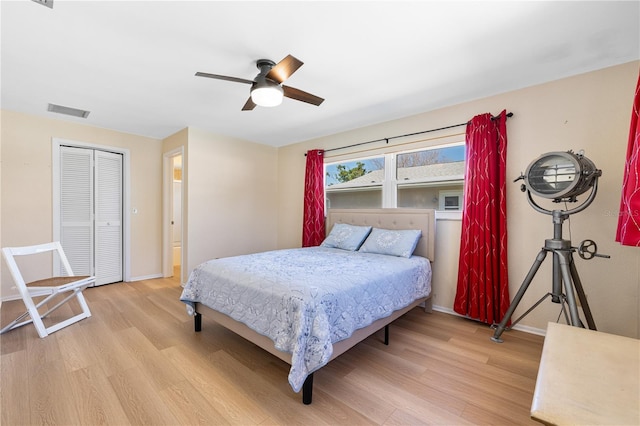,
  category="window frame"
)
[324,141,465,218]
